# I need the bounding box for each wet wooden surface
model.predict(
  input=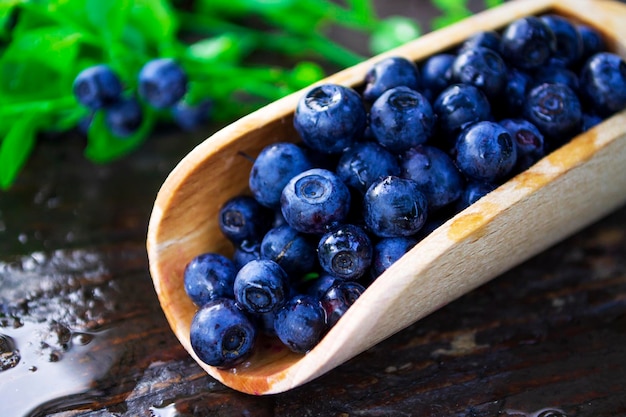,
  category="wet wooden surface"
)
[1,2,626,416]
